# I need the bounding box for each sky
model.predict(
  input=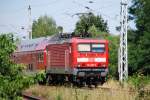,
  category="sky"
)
[0,0,134,39]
